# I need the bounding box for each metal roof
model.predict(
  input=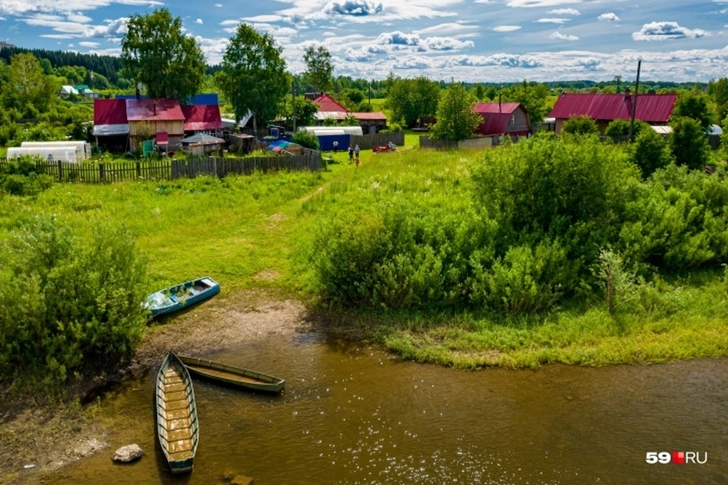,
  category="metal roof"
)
[473,102,521,115]
[92,124,129,136]
[474,103,528,136]
[93,99,128,125]
[353,112,387,121]
[181,105,224,131]
[125,99,185,122]
[180,133,225,145]
[314,94,349,113]
[549,93,678,123]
